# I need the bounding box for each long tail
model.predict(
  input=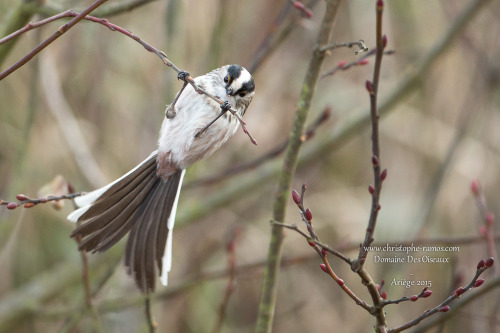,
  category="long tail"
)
[68,151,185,293]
